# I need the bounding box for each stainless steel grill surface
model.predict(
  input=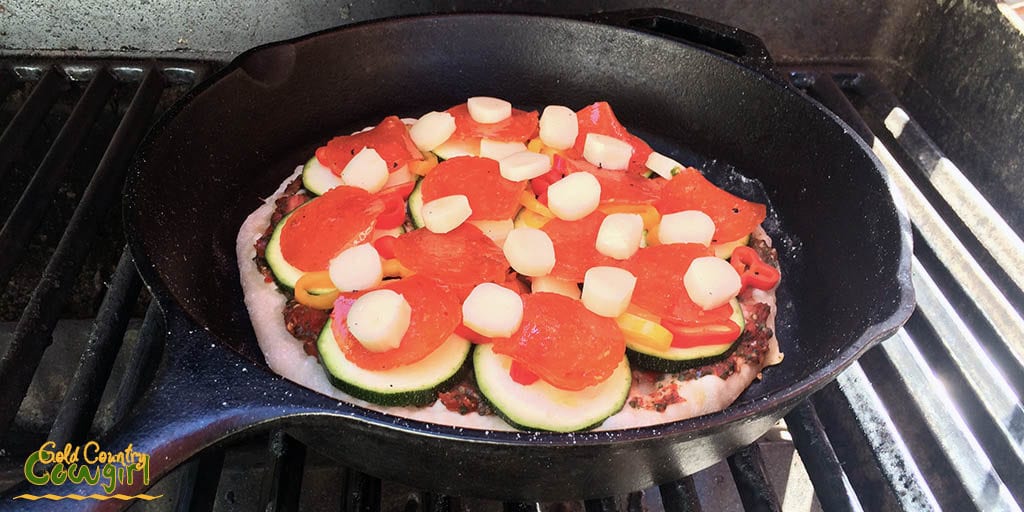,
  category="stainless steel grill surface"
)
[0,2,1022,511]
